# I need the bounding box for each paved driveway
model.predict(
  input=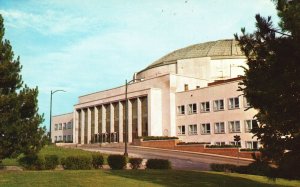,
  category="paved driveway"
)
[78,145,253,170]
